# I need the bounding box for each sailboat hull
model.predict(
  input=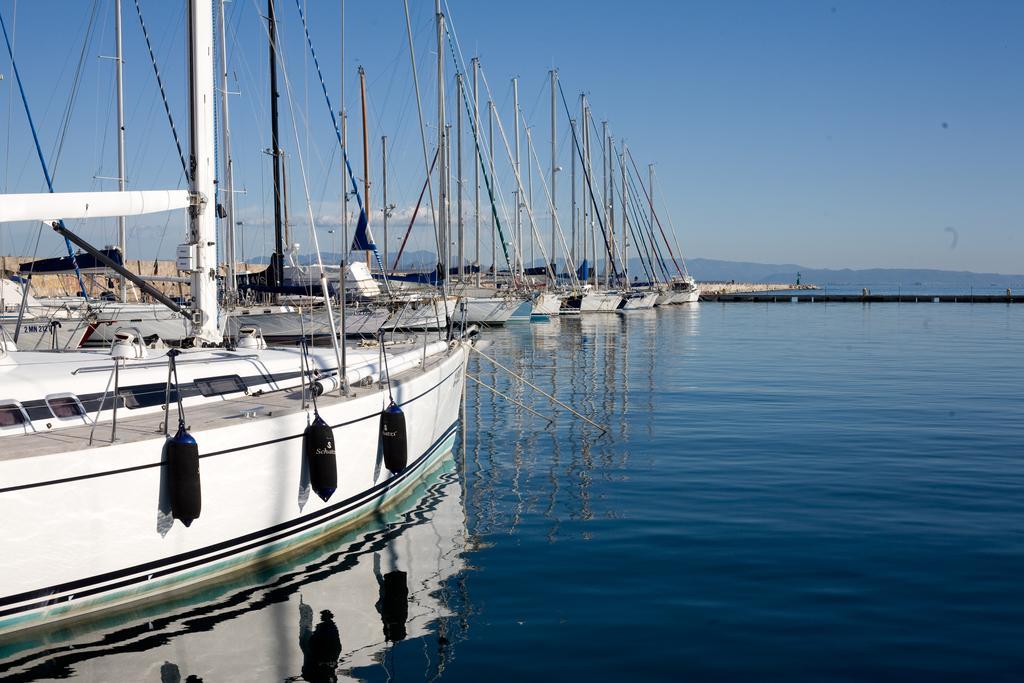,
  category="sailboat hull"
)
[458,297,519,326]
[224,306,390,340]
[0,345,467,635]
[531,292,562,317]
